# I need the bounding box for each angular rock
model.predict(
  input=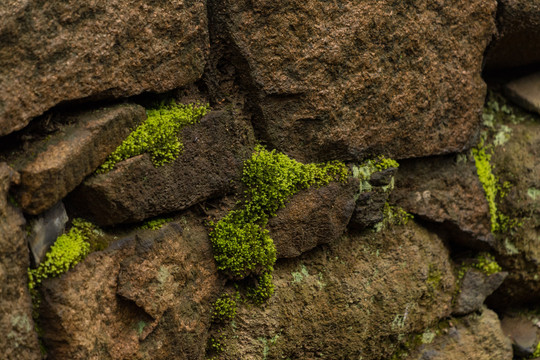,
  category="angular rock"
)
[0,163,40,360]
[505,72,540,115]
[212,0,496,162]
[39,214,223,359]
[267,179,359,258]
[391,155,493,249]
[27,201,68,266]
[67,110,255,226]
[215,222,456,359]
[500,313,540,358]
[6,103,145,215]
[0,1,208,136]
[406,308,513,360]
[485,0,540,70]
[453,269,507,316]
